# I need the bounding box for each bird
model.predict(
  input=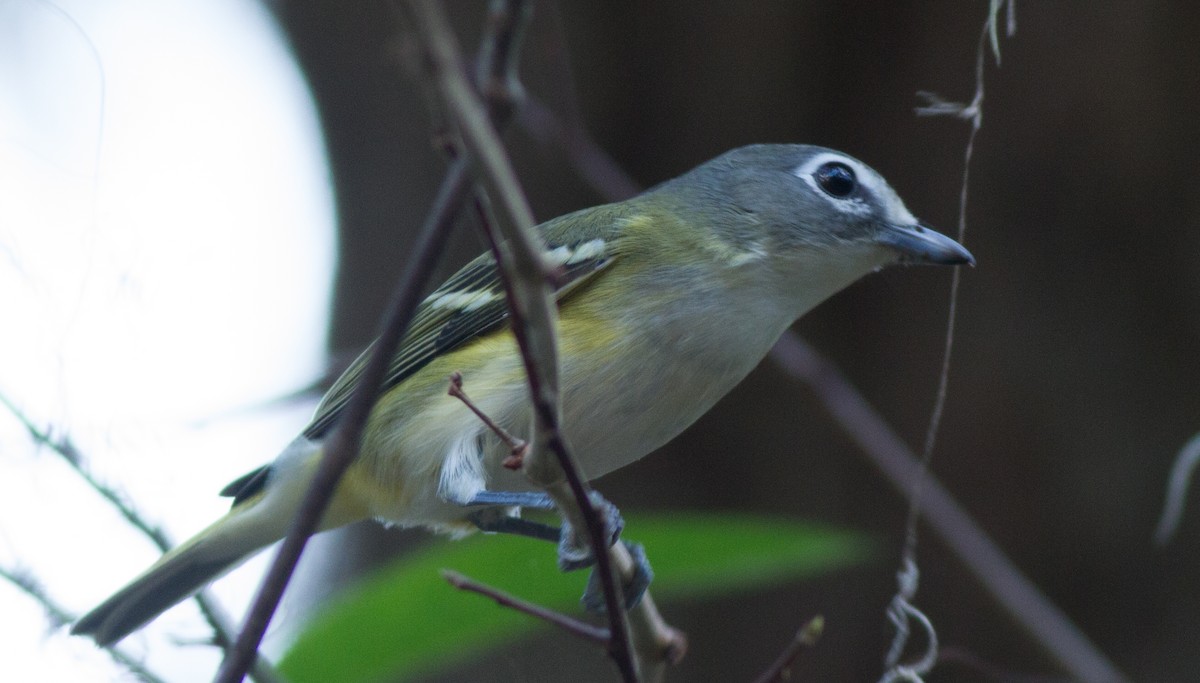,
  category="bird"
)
[72,143,973,646]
